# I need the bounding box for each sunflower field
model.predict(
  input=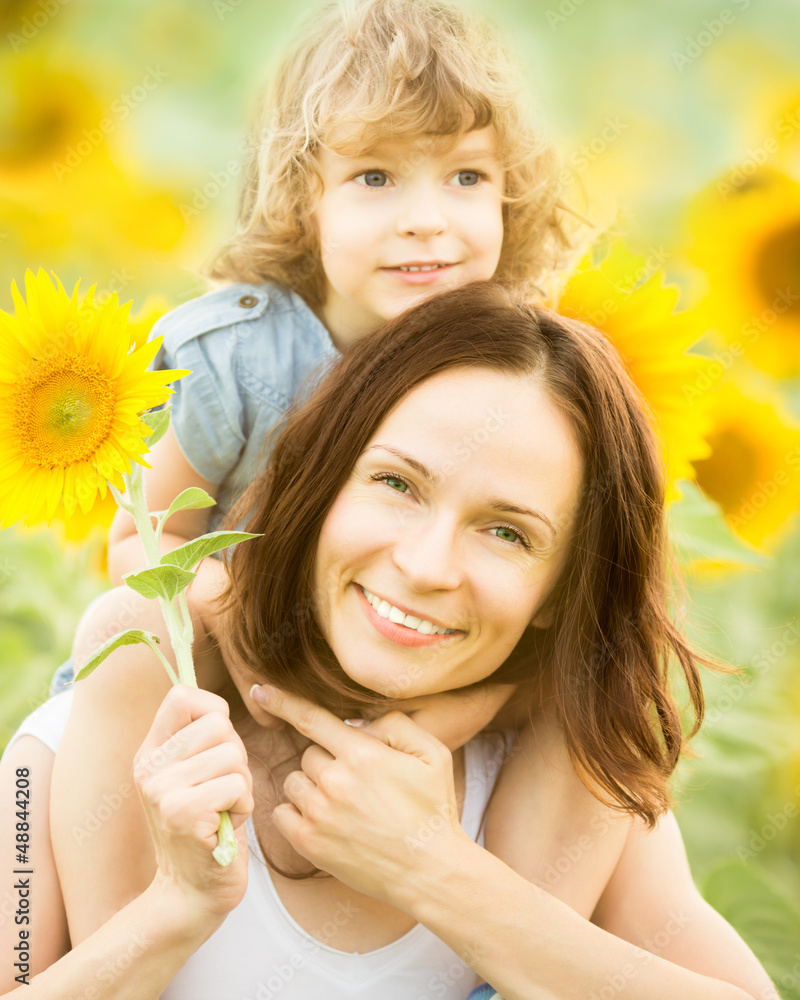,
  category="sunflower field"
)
[1,0,799,990]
